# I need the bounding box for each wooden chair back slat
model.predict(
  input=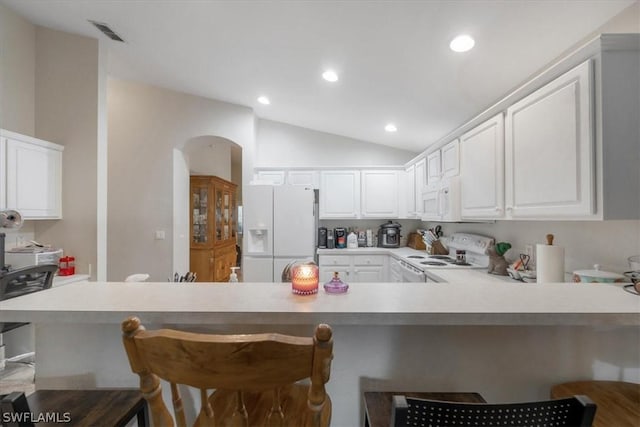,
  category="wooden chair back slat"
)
[171,382,187,427]
[267,388,285,426]
[134,330,314,390]
[121,316,333,427]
